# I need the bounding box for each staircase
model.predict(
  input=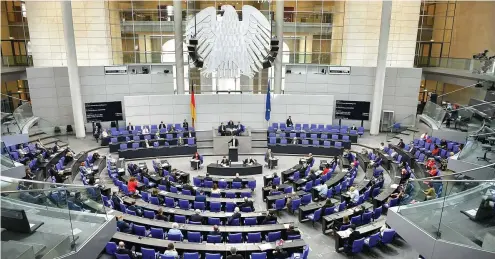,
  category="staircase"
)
[251,129,268,154]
